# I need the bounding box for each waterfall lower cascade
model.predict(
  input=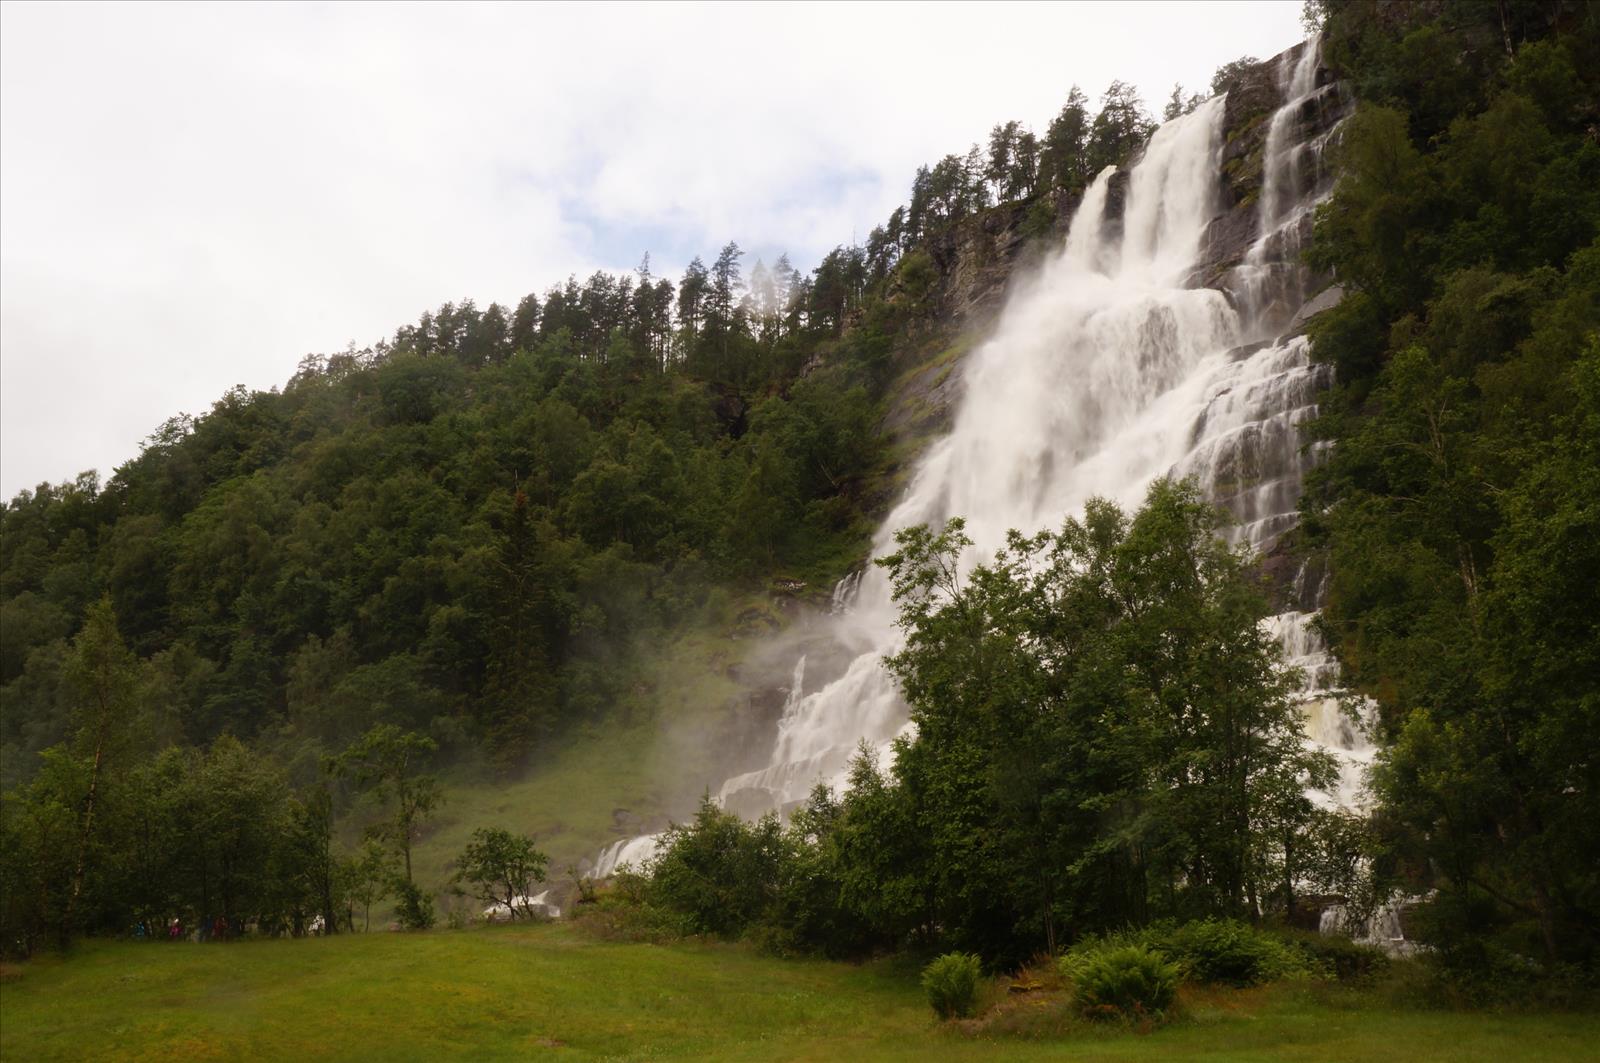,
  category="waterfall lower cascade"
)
[600,41,1379,915]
